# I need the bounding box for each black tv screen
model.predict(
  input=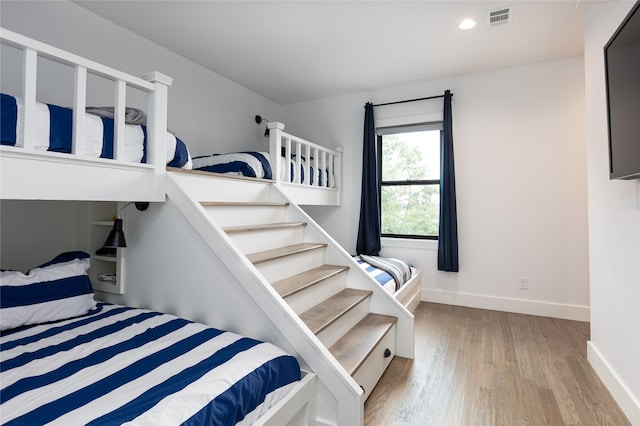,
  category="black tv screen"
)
[604,1,640,180]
